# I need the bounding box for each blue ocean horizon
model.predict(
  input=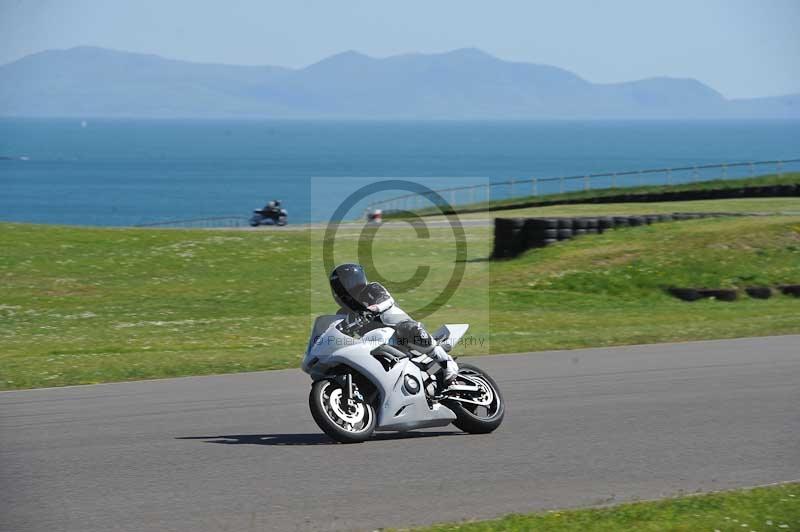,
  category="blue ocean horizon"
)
[1,118,799,226]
